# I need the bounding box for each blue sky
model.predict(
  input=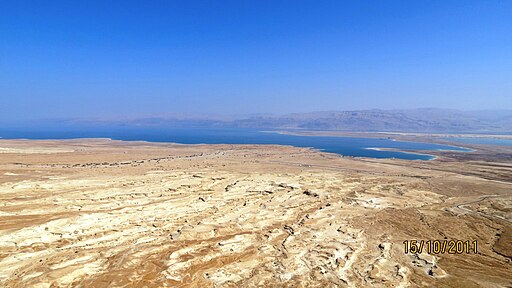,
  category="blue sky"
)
[1,0,511,121]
